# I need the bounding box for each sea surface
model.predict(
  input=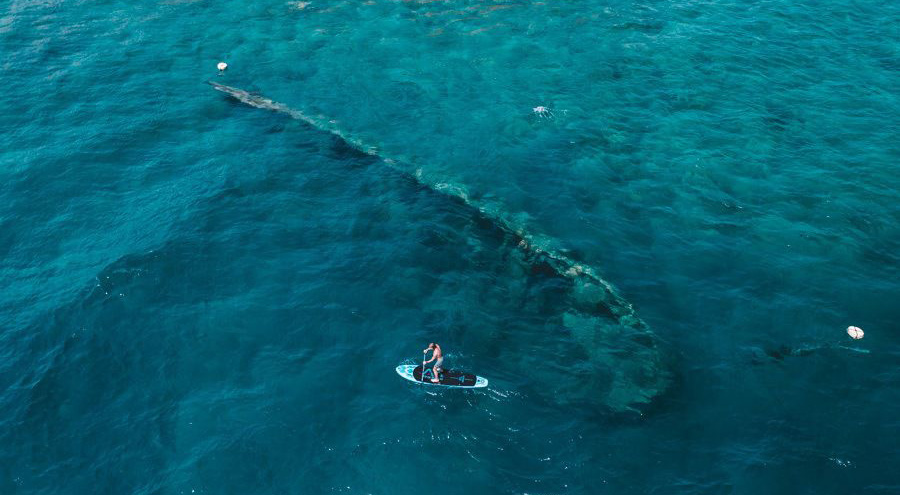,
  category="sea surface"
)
[1,0,899,493]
